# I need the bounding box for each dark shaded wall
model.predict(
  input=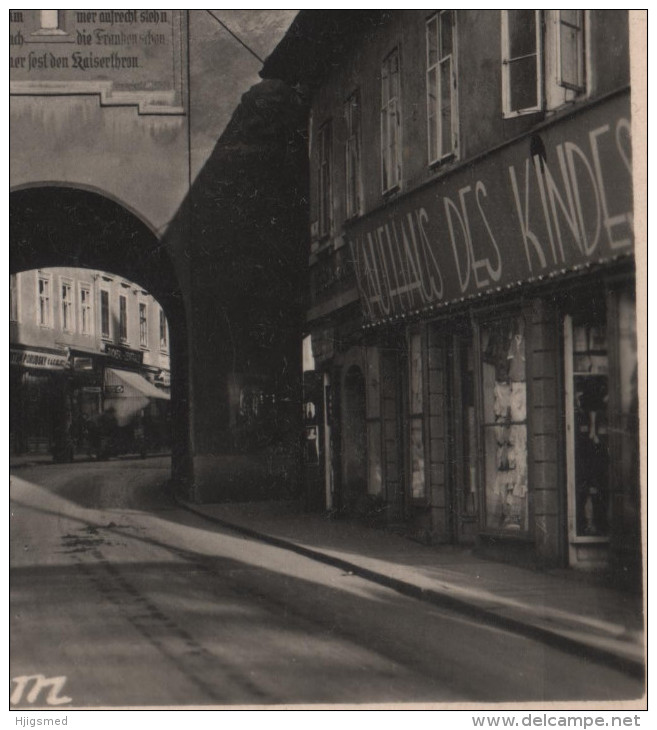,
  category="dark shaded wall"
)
[163,79,309,454]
